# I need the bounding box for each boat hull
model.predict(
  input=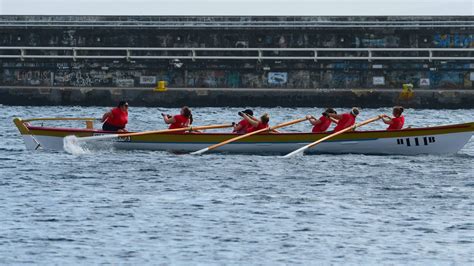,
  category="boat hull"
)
[14,119,474,155]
